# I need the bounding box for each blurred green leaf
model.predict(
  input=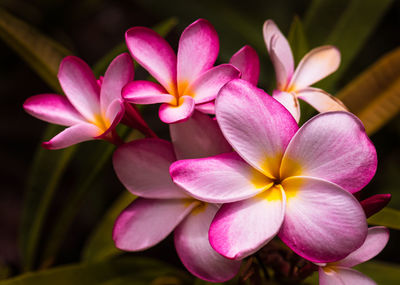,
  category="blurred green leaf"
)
[0,6,70,91]
[337,47,400,135]
[288,15,309,65]
[368,207,400,230]
[355,261,400,284]
[0,257,192,285]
